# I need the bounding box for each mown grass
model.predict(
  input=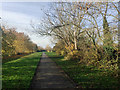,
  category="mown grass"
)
[2,52,42,89]
[46,52,119,89]
[2,53,29,63]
